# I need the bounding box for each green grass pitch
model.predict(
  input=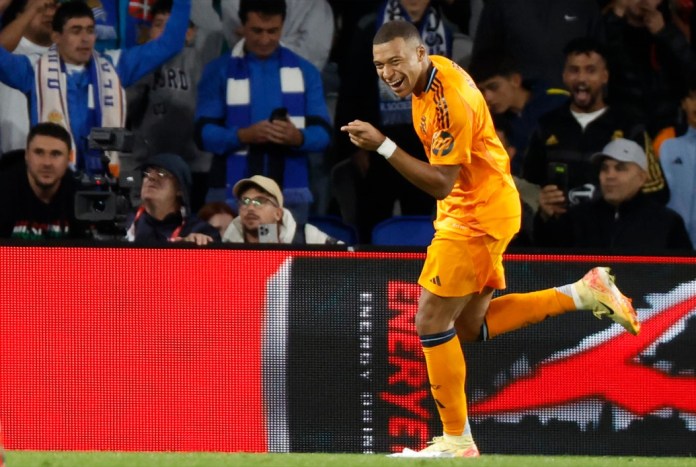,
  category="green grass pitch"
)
[5,452,696,467]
